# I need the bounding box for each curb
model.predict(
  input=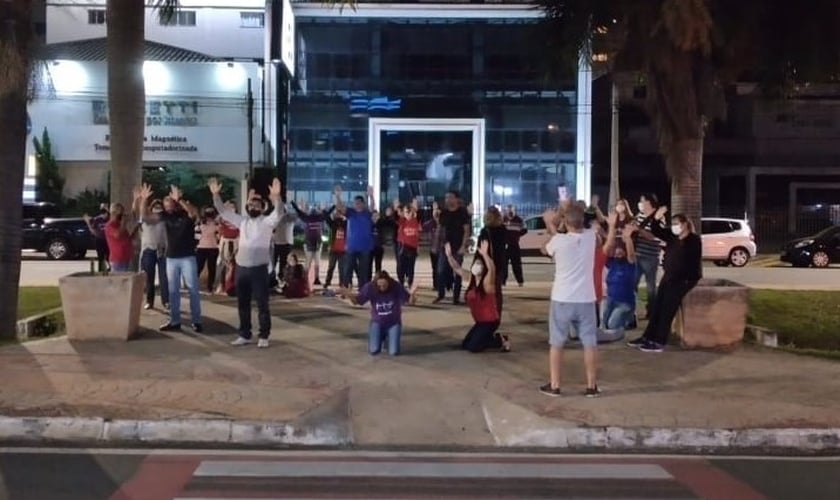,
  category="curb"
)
[1,417,839,453]
[15,308,64,341]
